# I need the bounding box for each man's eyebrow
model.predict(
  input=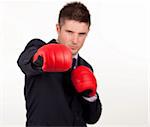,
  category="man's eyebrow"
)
[79,32,87,35]
[65,30,73,32]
